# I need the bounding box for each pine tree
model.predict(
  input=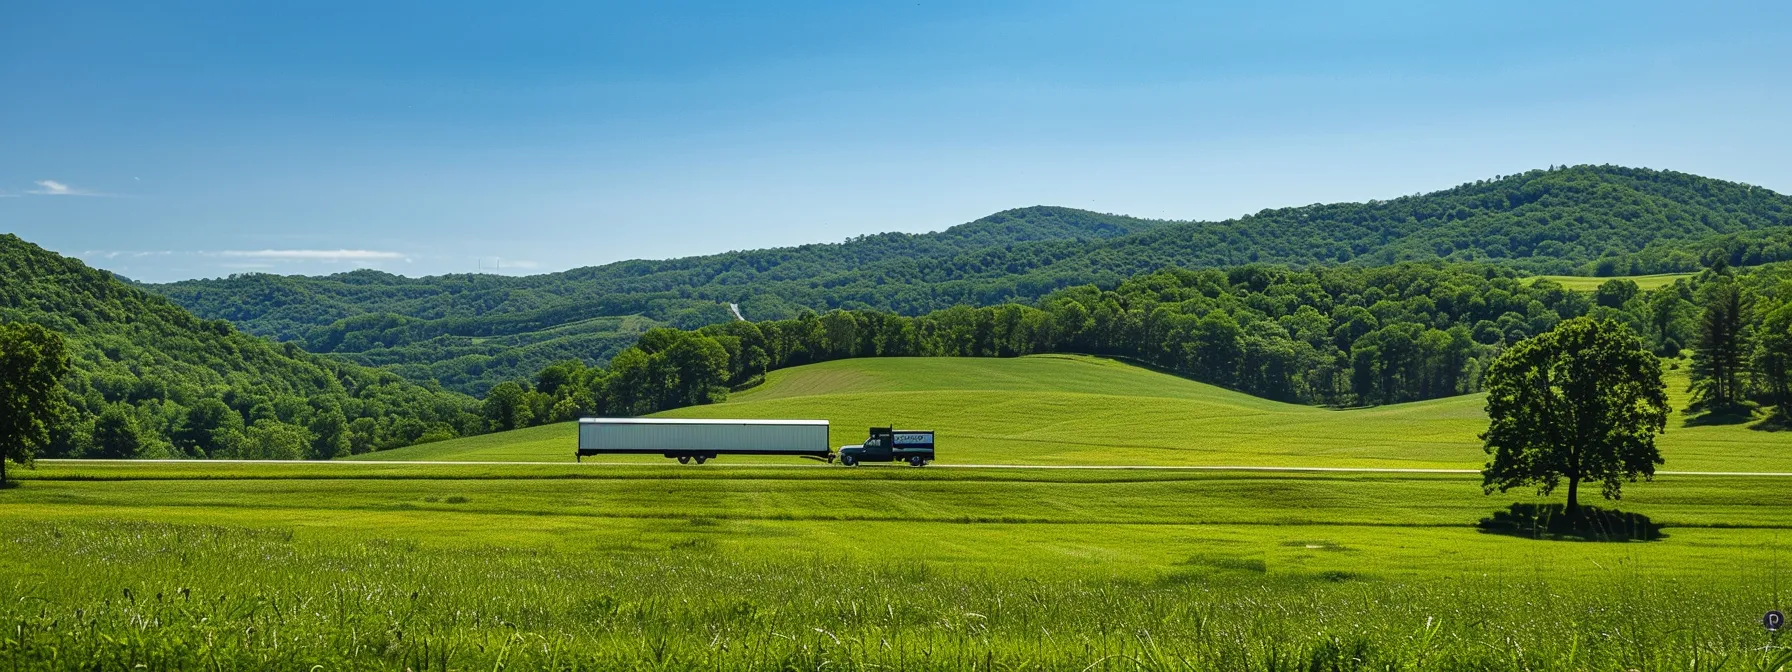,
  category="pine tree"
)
[1757,301,1792,422]
[1688,274,1751,415]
